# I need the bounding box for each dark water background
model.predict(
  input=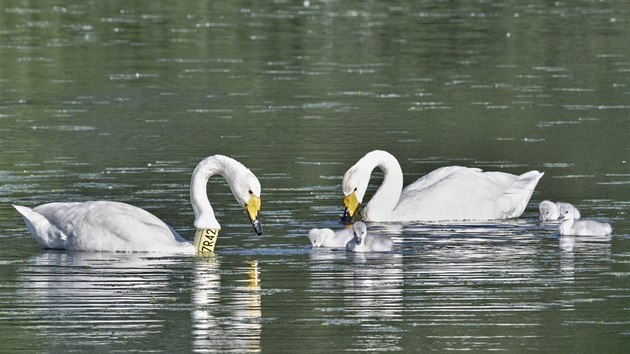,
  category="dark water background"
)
[1,1,629,352]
